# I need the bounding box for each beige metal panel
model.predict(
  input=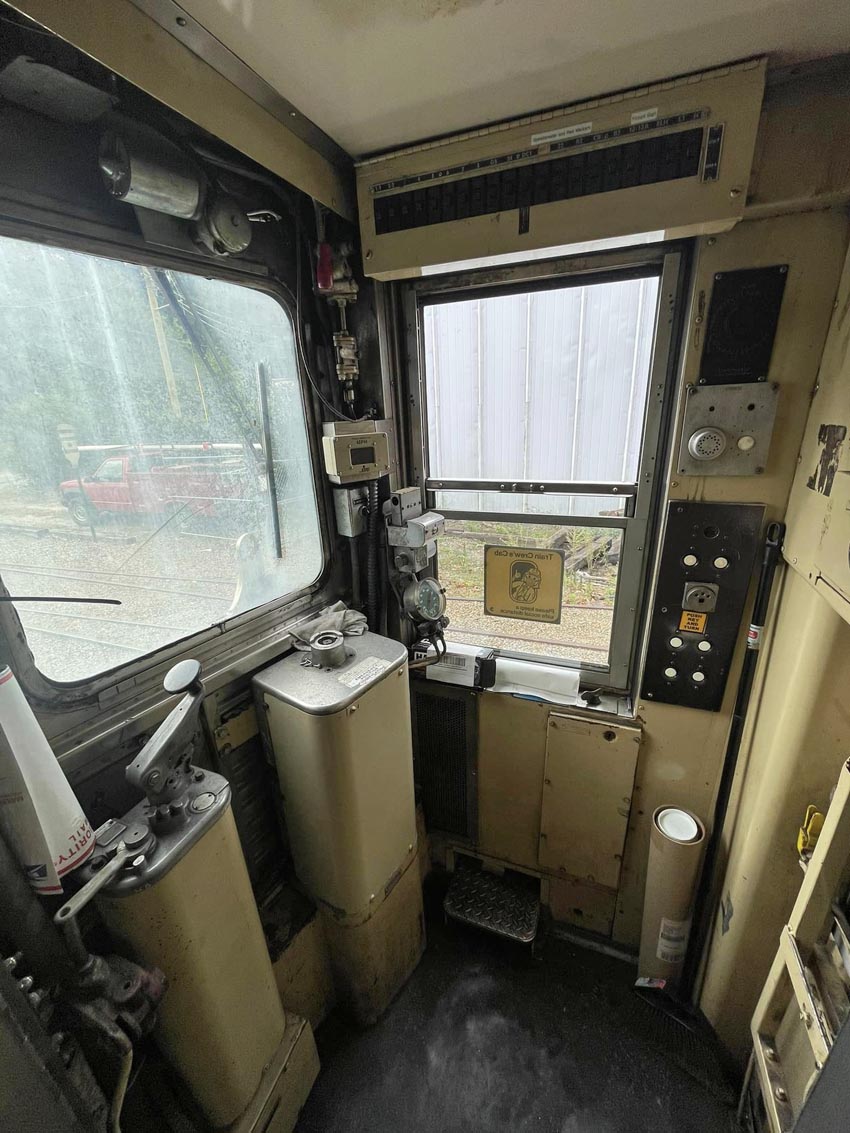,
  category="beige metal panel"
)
[356,62,765,279]
[613,701,733,948]
[545,875,618,937]
[698,567,850,1061]
[784,241,850,614]
[262,665,417,918]
[611,208,849,949]
[476,693,549,869]
[668,209,850,513]
[8,0,353,218]
[231,1014,320,1133]
[746,63,850,220]
[320,851,425,1025]
[539,714,640,889]
[98,807,285,1128]
[272,915,337,1031]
